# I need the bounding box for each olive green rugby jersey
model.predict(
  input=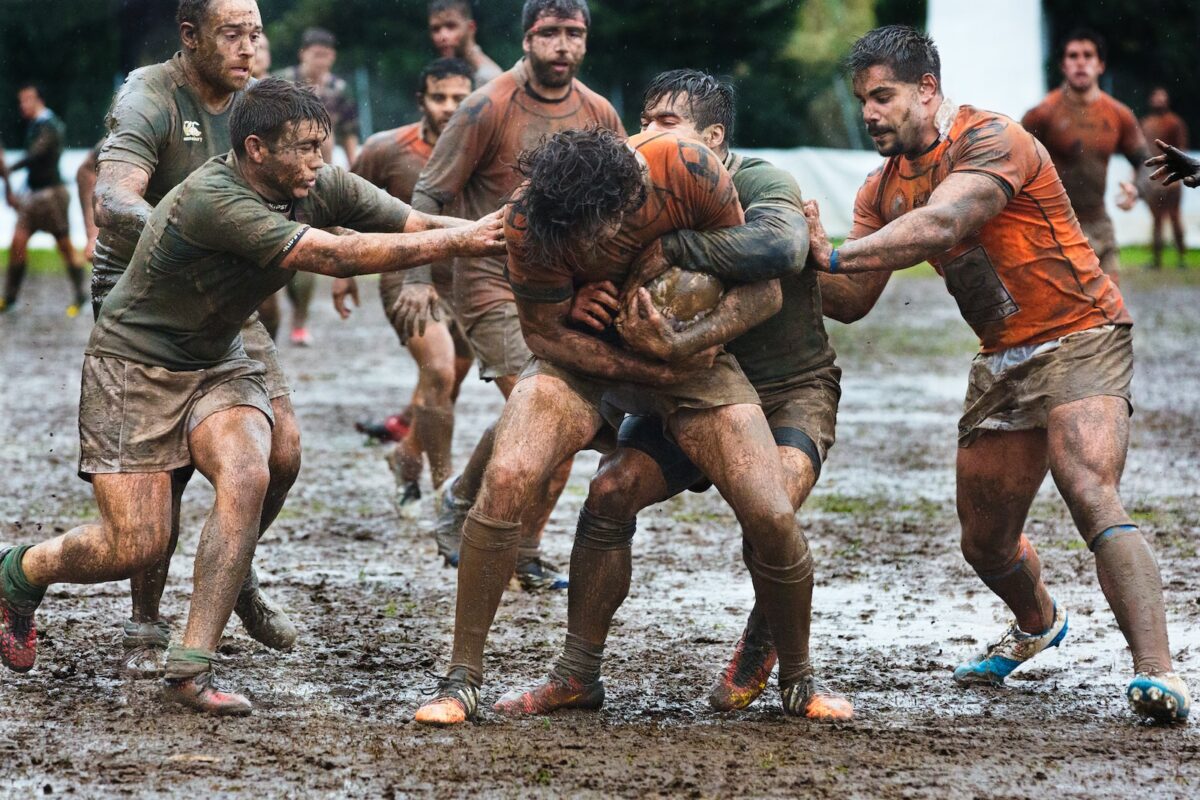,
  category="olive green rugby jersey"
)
[723,154,835,387]
[88,154,412,371]
[93,53,242,300]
